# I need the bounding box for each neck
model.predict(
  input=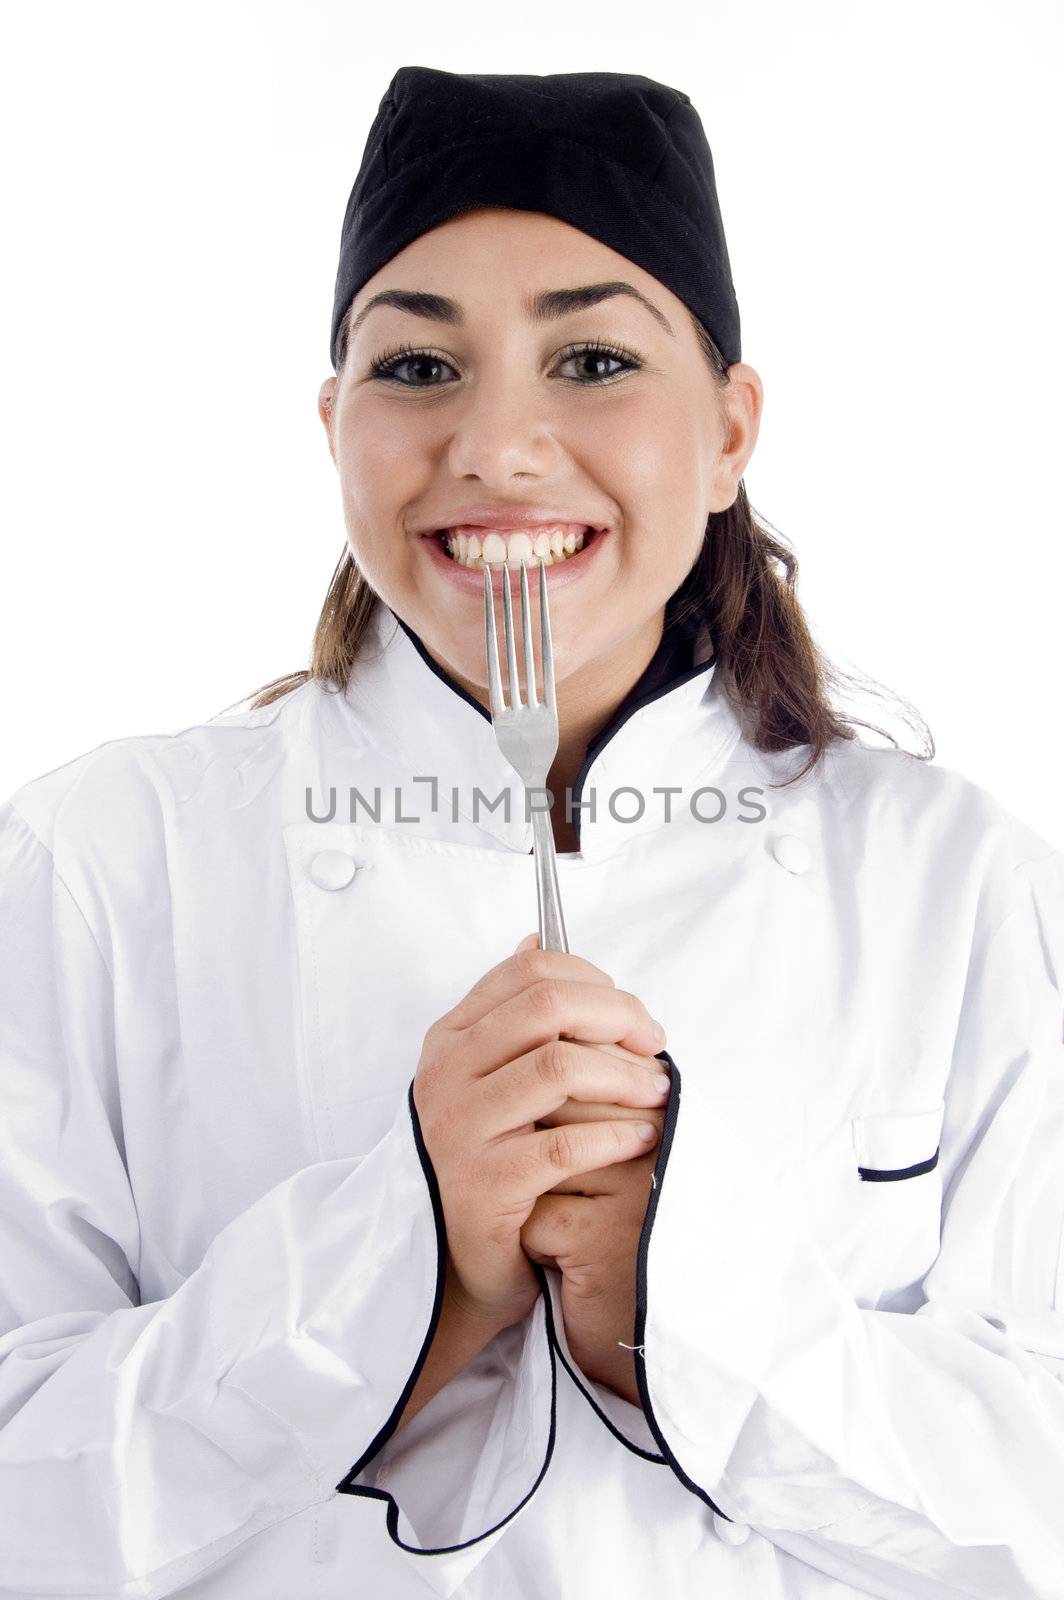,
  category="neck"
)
[545,623,665,849]
[389,603,694,854]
